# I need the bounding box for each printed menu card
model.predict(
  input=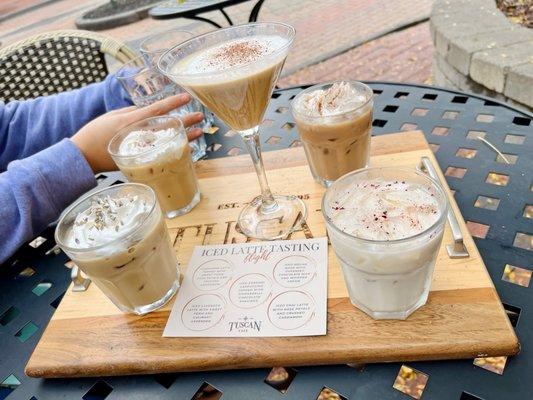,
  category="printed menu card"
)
[163,238,328,337]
